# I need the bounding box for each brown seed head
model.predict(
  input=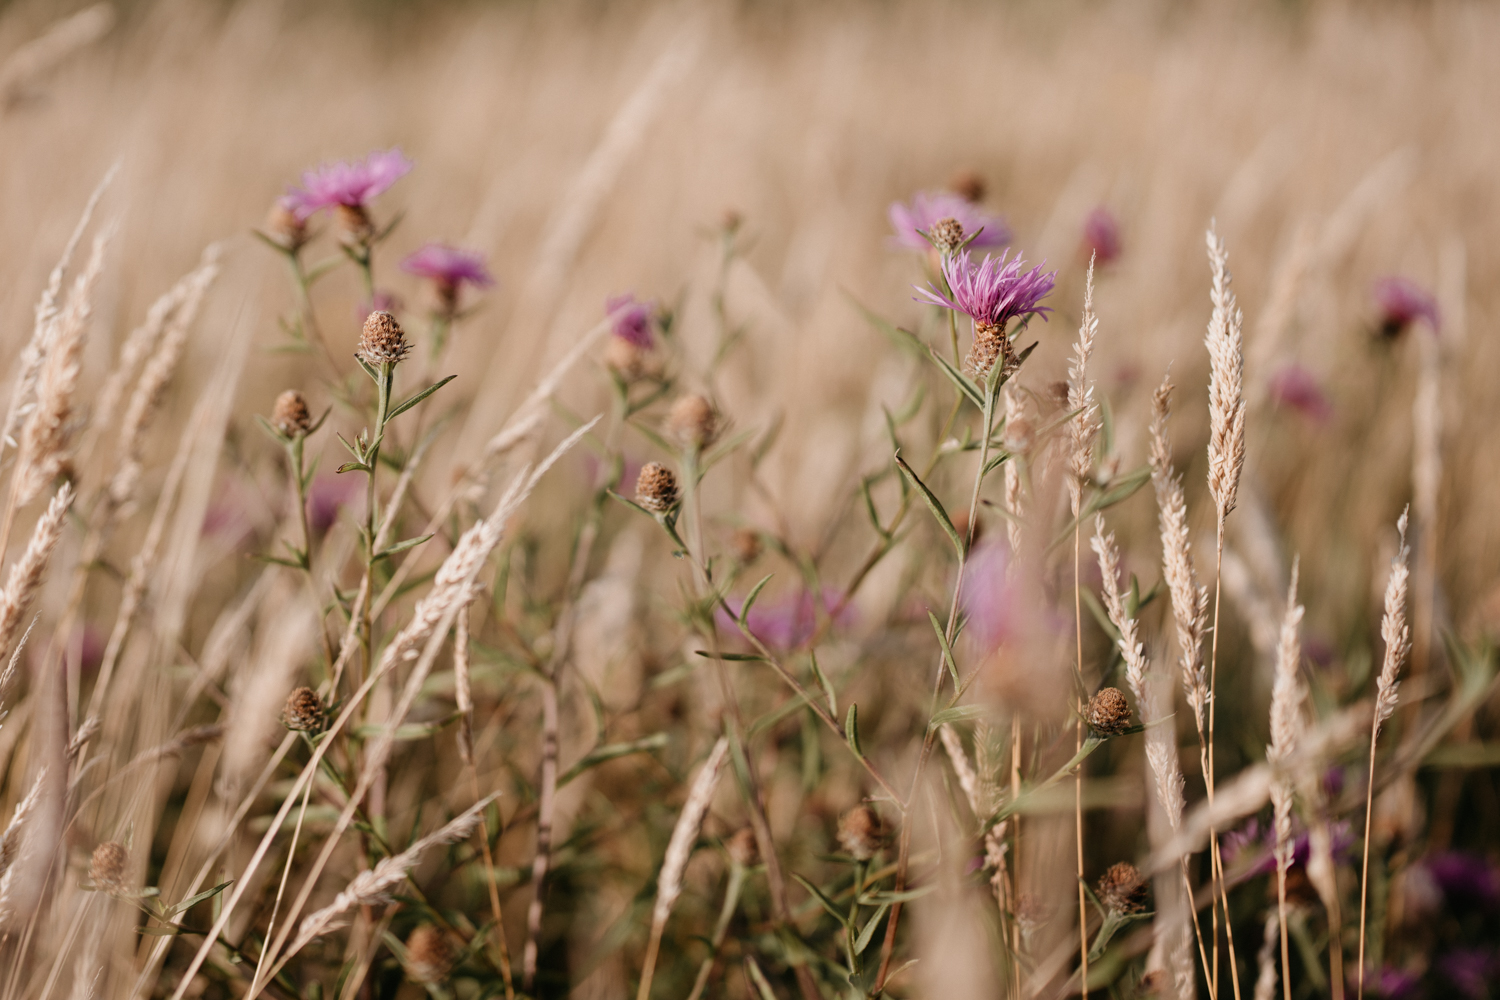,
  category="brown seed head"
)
[732,527,762,564]
[1087,687,1132,736]
[272,390,312,437]
[726,827,760,867]
[837,804,885,861]
[89,841,127,891]
[1096,861,1148,913]
[668,394,719,449]
[266,200,308,251]
[605,336,653,382]
[635,462,679,513]
[949,169,986,203]
[283,687,325,732]
[930,216,966,256]
[358,311,410,367]
[966,321,1010,379]
[404,925,454,984]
